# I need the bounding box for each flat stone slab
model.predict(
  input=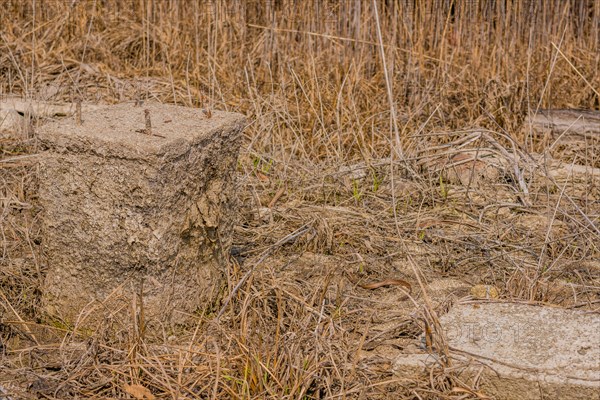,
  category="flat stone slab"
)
[394,302,600,399]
